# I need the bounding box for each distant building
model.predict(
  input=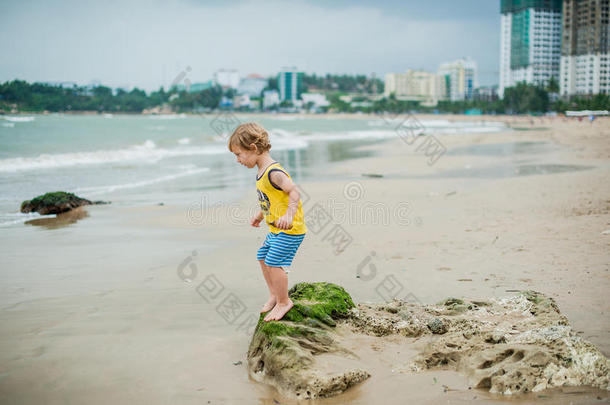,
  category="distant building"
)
[44,81,78,89]
[301,93,330,108]
[234,94,252,109]
[187,81,214,93]
[278,67,303,102]
[473,86,499,102]
[438,58,477,101]
[499,0,563,98]
[237,74,268,97]
[263,90,280,109]
[561,0,610,96]
[384,69,447,106]
[214,69,240,89]
[219,96,233,108]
